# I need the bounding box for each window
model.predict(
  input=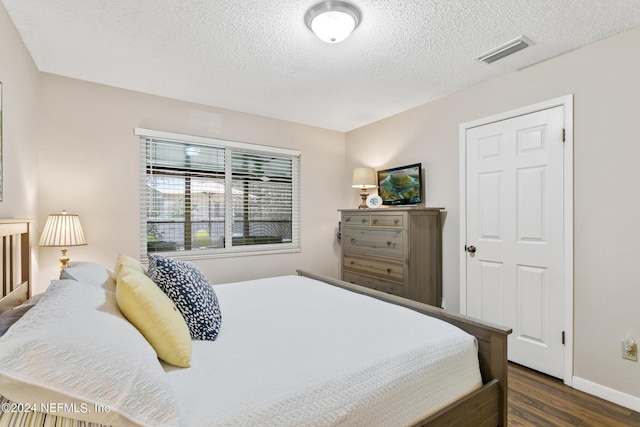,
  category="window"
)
[137,128,300,259]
